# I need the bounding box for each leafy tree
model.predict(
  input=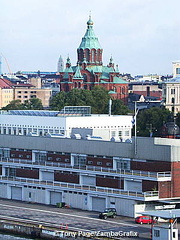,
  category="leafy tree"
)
[175,112,180,128]
[91,86,110,114]
[23,98,43,110]
[2,98,43,111]
[136,107,172,137]
[111,99,129,115]
[50,87,130,115]
[49,91,66,110]
[2,100,24,110]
